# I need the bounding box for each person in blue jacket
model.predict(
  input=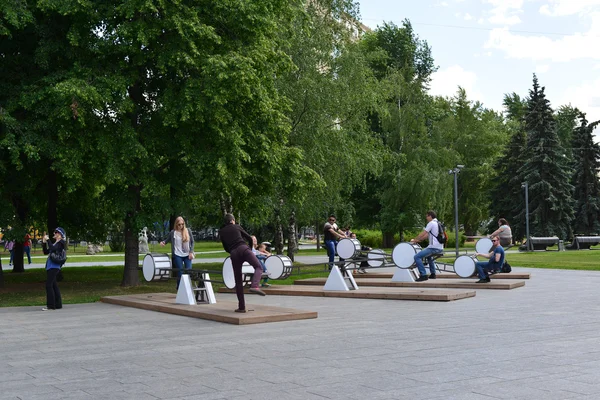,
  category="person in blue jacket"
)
[42,227,67,310]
